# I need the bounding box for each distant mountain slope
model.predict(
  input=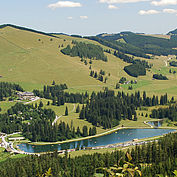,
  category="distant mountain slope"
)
[95,31,177,56]
[168,28,177,35]
[86,36,150,58]
[97,33,122,41]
